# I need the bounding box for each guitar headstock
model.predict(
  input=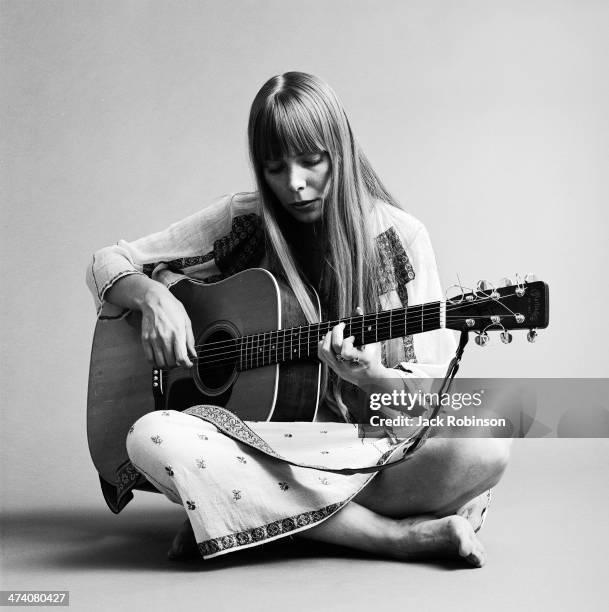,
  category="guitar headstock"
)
[445,275,549,345]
